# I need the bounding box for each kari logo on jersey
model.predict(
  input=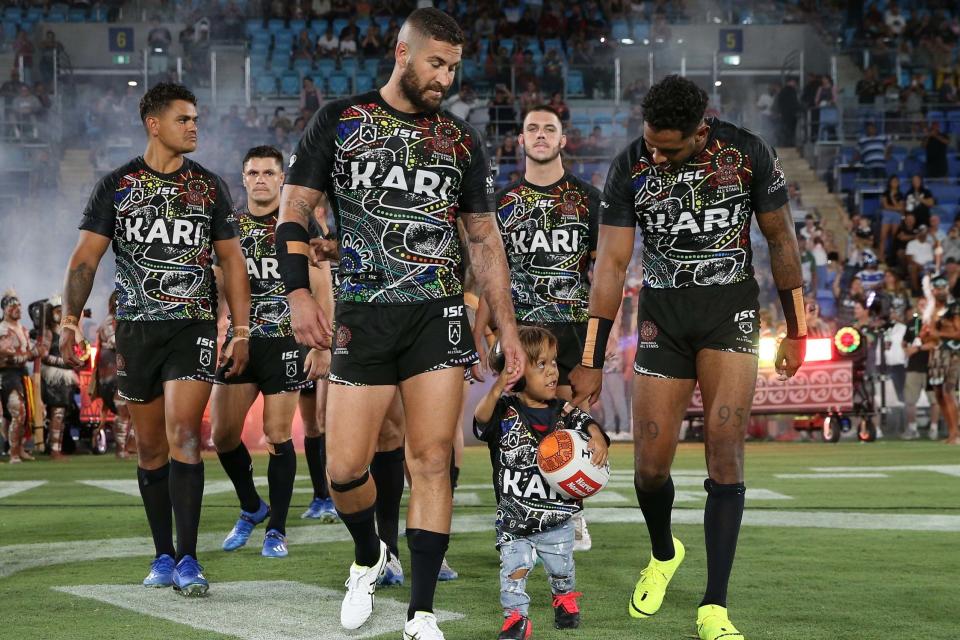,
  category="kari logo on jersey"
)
[448,320,462,345]
[644,202,748,236]
[508,228,582,254]
[348,162,456,200]
[123,217,206,246]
